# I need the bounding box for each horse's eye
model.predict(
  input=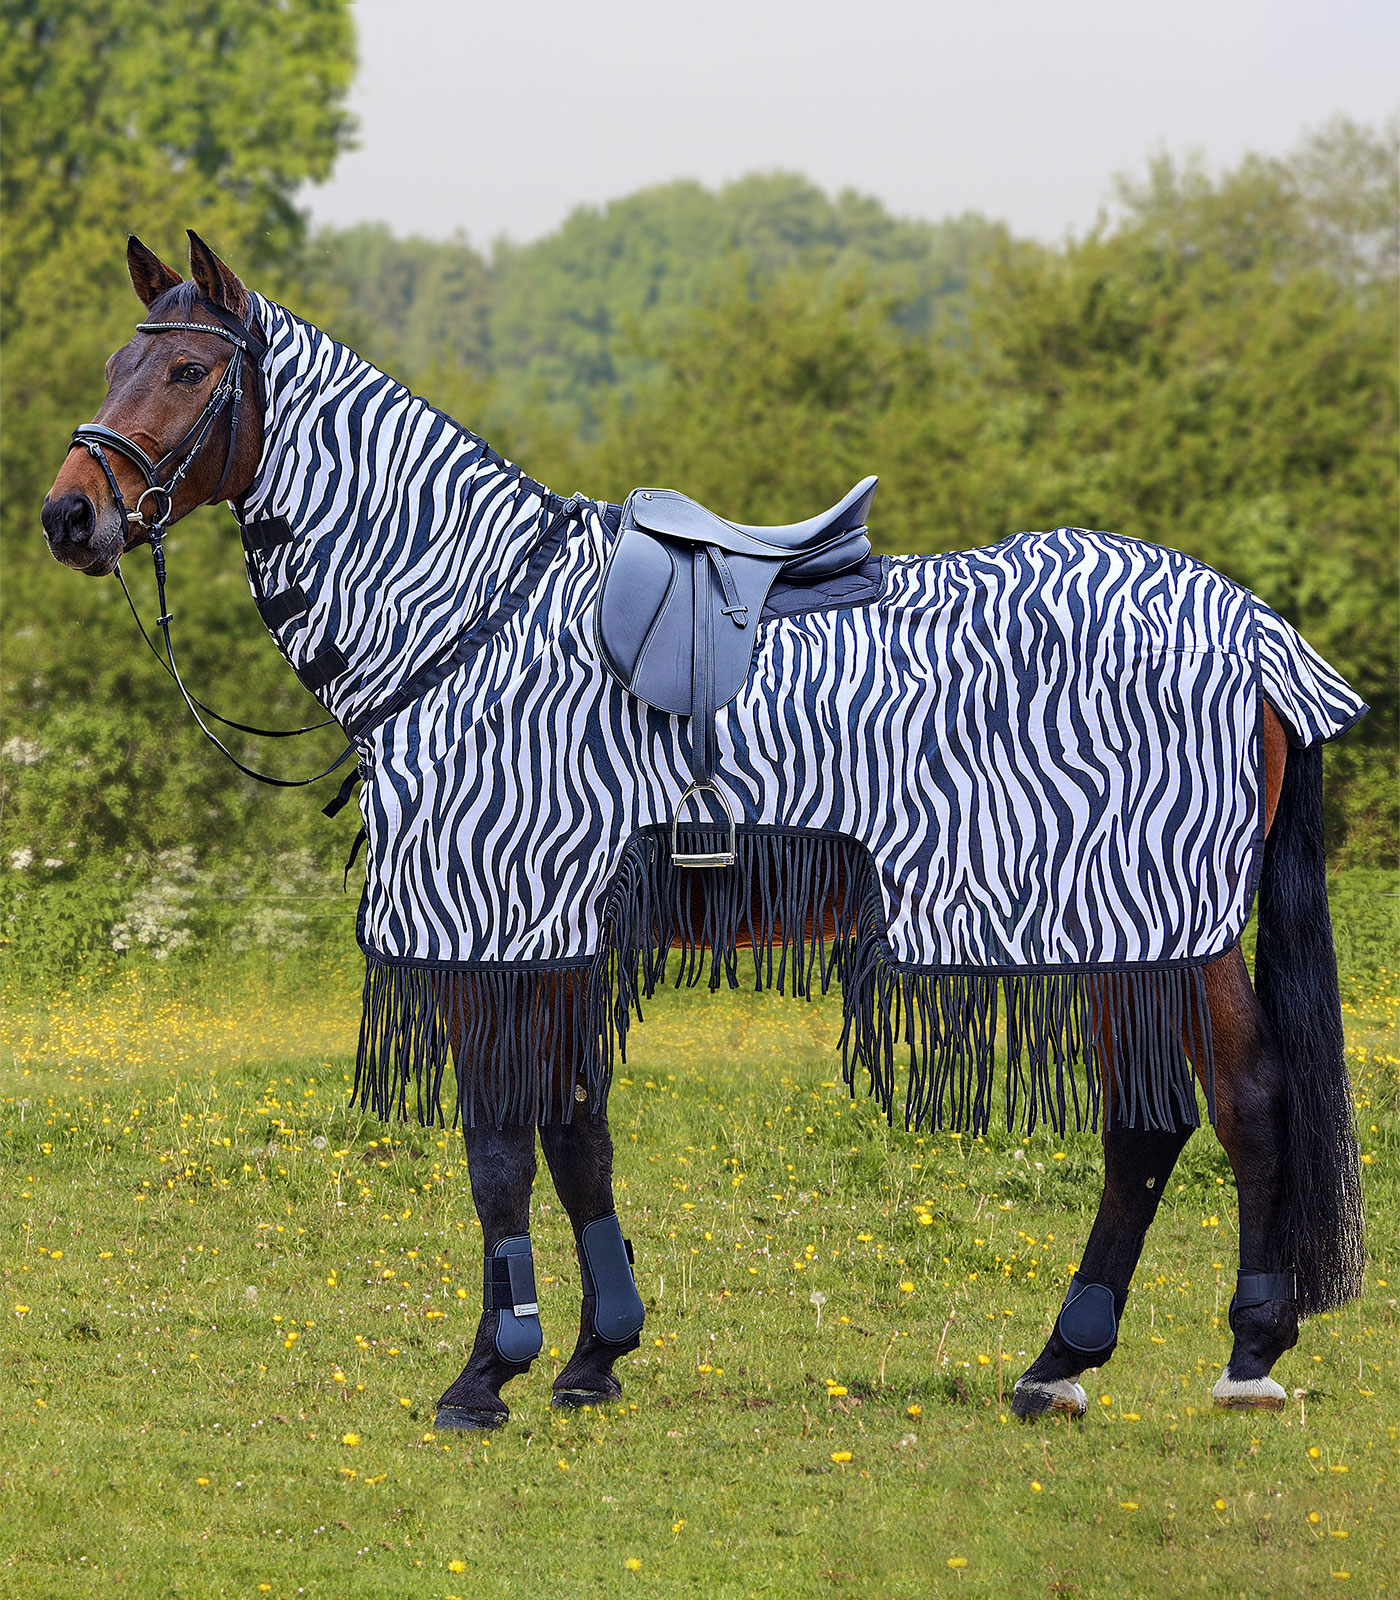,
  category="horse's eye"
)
[173,364,208,385]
